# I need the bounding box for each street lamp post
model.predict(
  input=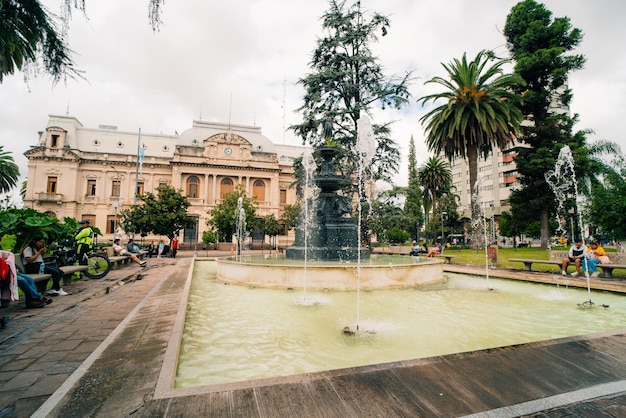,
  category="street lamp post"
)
[110,166,120,239]
[490,203,496,245]
[112,200,119,239]
[441,211,447,244]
